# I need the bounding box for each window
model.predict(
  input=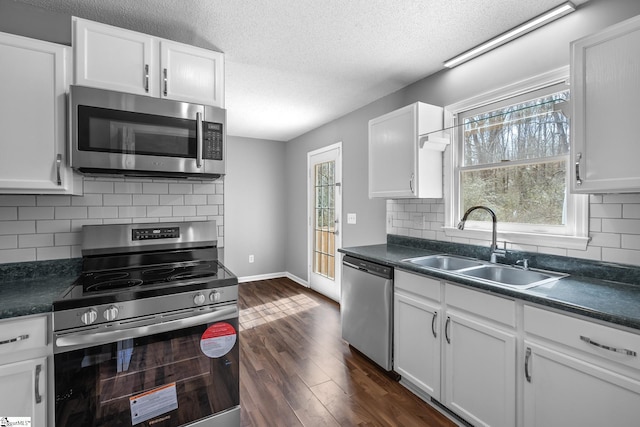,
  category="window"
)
[445,72,588,249]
